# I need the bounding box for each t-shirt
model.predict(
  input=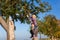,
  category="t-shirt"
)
[30,17,37,26]
[28,15,37,26]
